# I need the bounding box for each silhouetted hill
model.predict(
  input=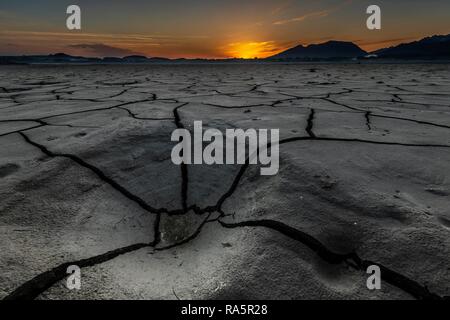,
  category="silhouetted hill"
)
[269,41,367,60]
[373,34,450,59]
[102,57,123,63]
[0,54,100,64]
[0,54,172,64]
[122,55,150,62]
[122,56,172,63]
